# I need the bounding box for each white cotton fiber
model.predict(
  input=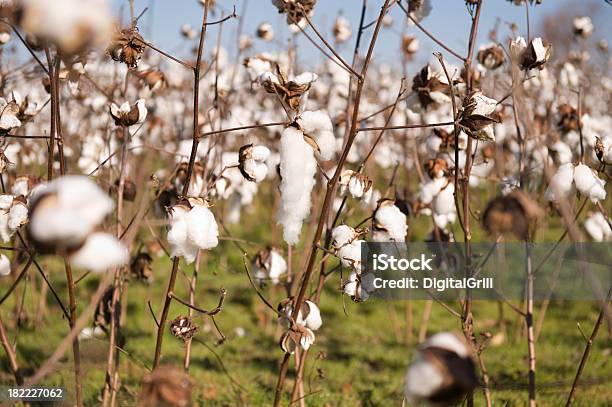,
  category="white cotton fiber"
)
[278,127,317,245]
